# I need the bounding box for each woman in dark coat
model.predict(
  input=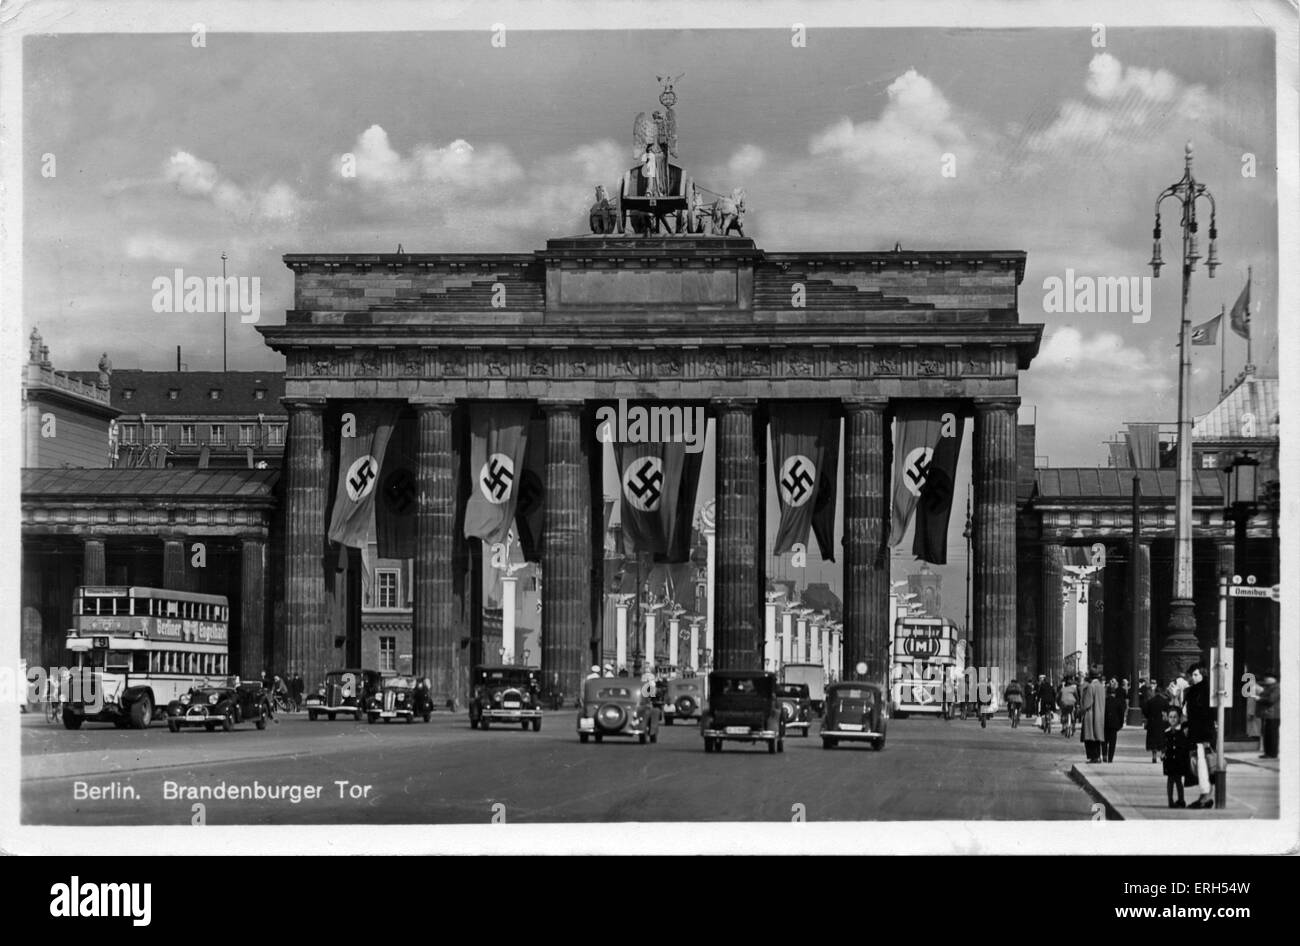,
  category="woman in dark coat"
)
[1142,682,1170,763]
[1103,679,1126,763]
